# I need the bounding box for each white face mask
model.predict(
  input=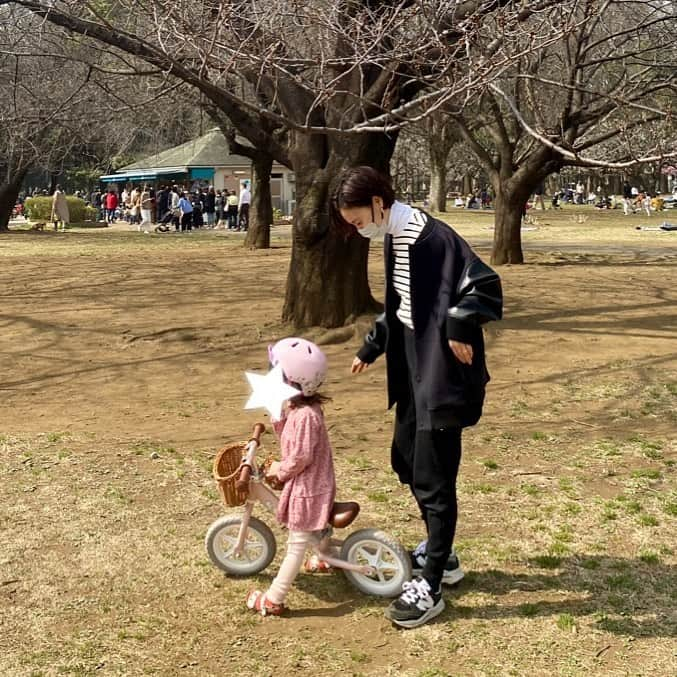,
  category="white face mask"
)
[357,222,388,239]
[356,203,387,239]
